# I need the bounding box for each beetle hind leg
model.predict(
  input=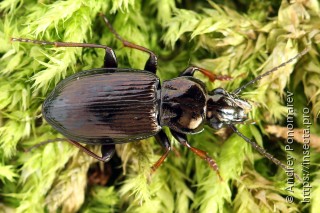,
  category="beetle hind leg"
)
[100,144,116,162]
[11,38,118,69]
[68,140,115,162]
[100,14,158,74]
